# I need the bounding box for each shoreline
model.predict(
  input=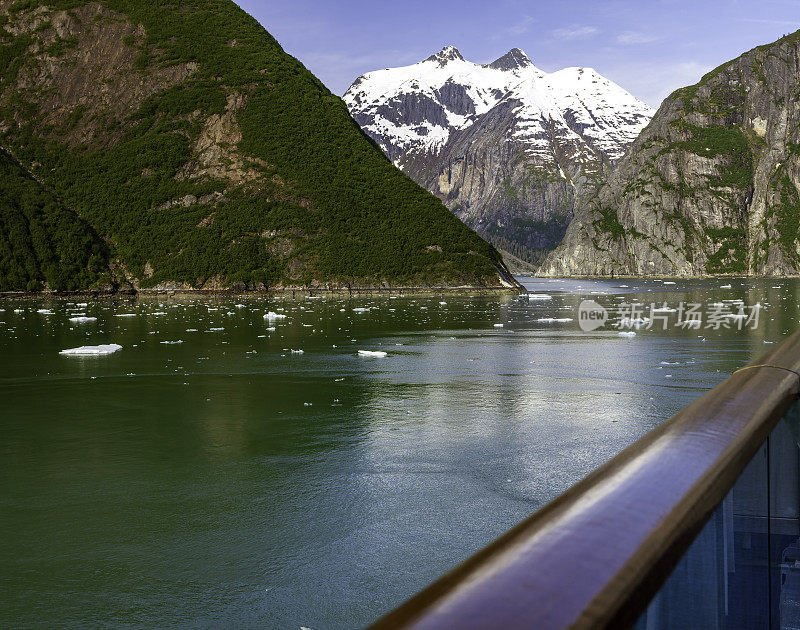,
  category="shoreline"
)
[0,285,525,301]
